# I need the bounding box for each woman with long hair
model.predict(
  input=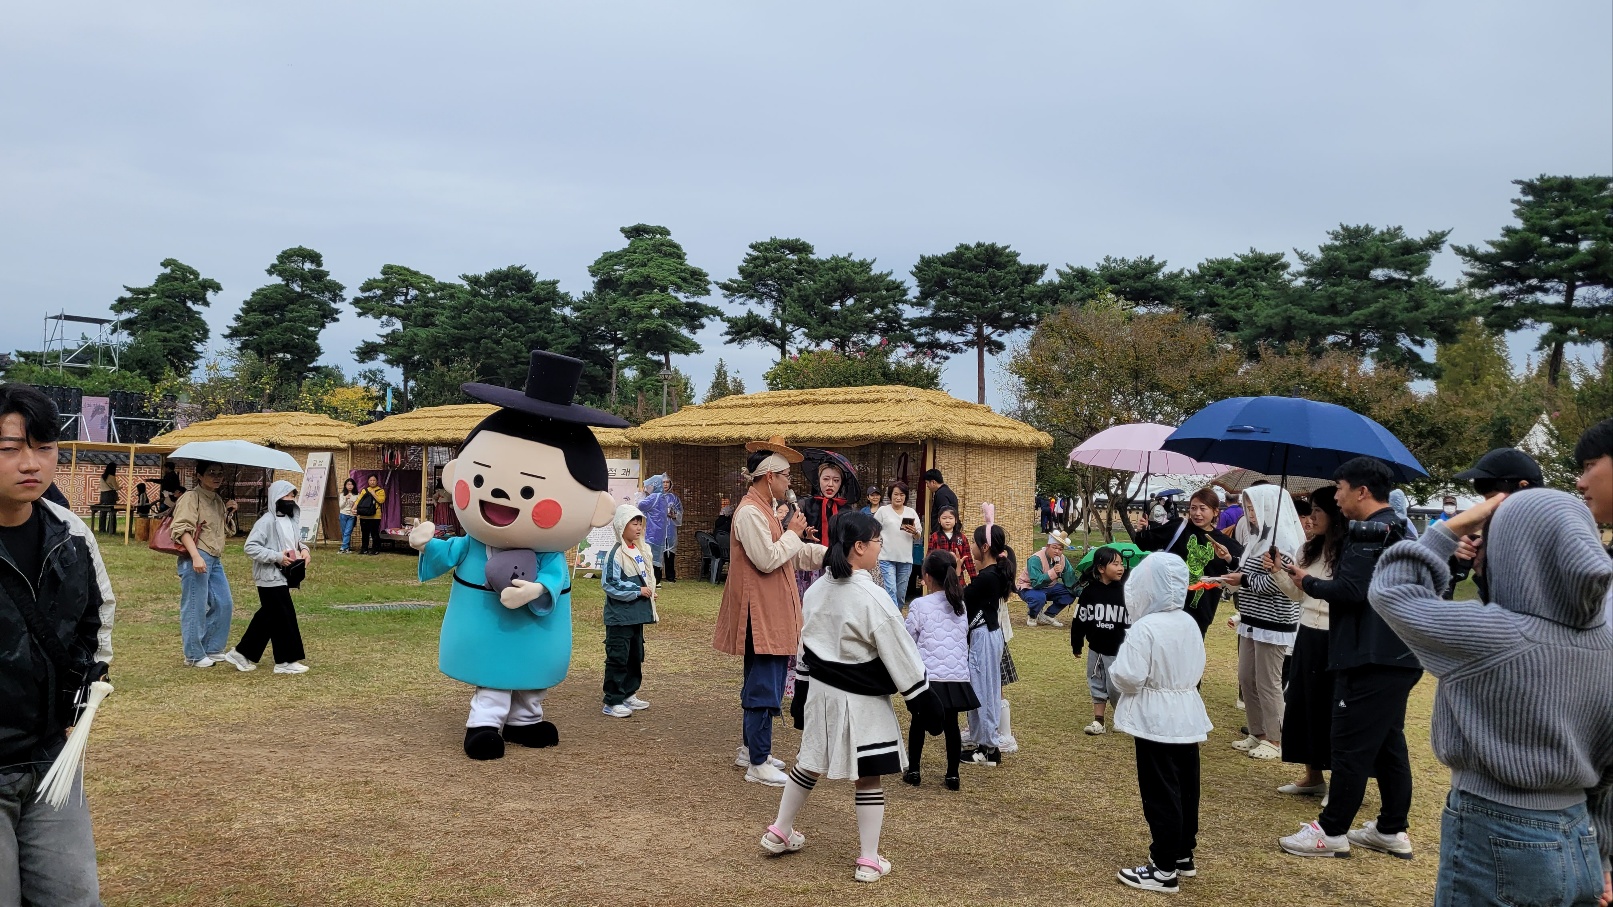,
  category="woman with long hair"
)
[338,478,360,554]
[1276,486,1346,798]
[96,462,120,533]
[964,515,1016,767]
[760,510,943,883]
[872,481,921,605]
